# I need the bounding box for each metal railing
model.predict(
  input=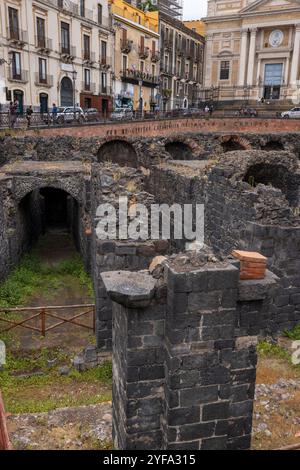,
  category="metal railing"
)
[34,73,54,87]
[81,81,96,93]
[35,35,53,50]
[82,50,96,63]
[7,27,28,43]
[120,39,133,53]
[7,68,29,83]
[99,85,113,95]
[99,56,112,69]
[59,44,76,58]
